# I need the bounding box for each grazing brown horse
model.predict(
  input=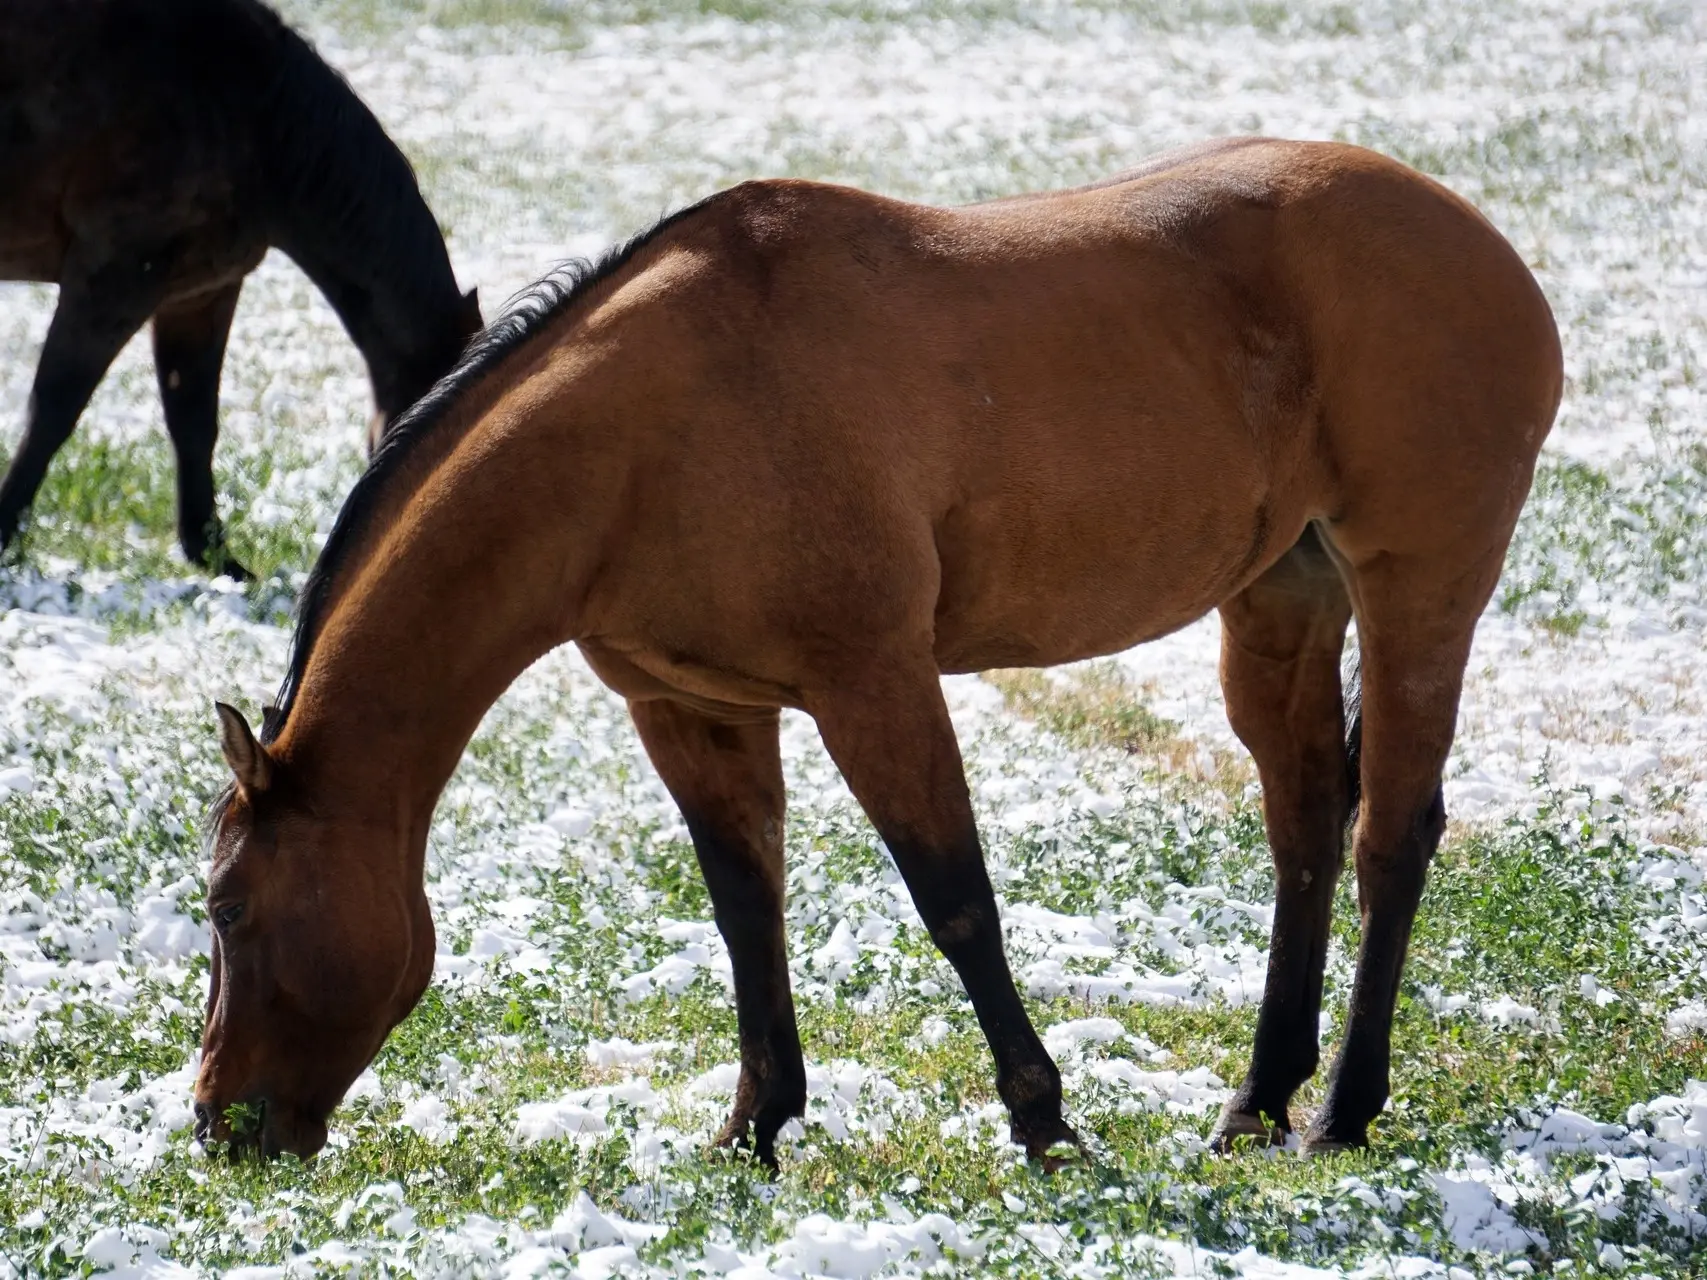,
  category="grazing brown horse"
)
[0,0,481,578]
[195,137,1560,1164]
